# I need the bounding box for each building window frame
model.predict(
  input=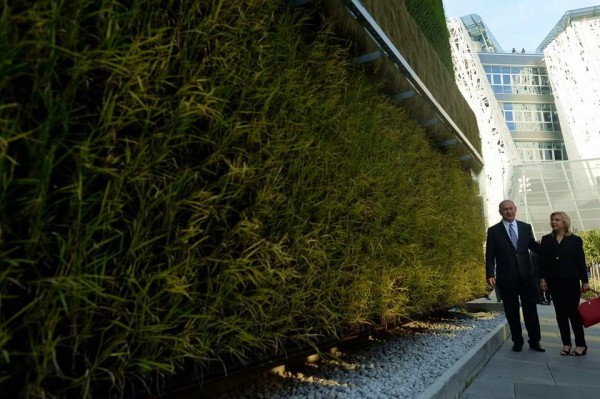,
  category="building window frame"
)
[484,65,552,95]
[502,103,561,132]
